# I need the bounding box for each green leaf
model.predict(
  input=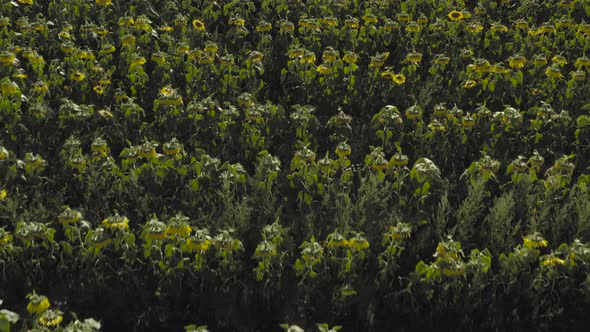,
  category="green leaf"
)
[0,319,9,332]
[0,310,18,324]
